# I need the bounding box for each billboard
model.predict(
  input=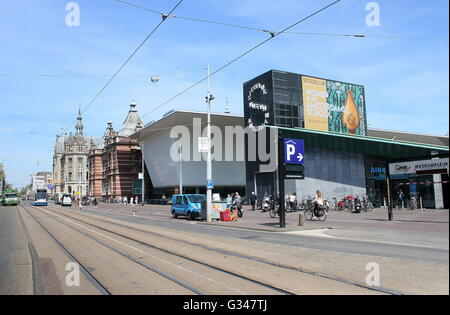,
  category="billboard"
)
[301,76,367,135]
